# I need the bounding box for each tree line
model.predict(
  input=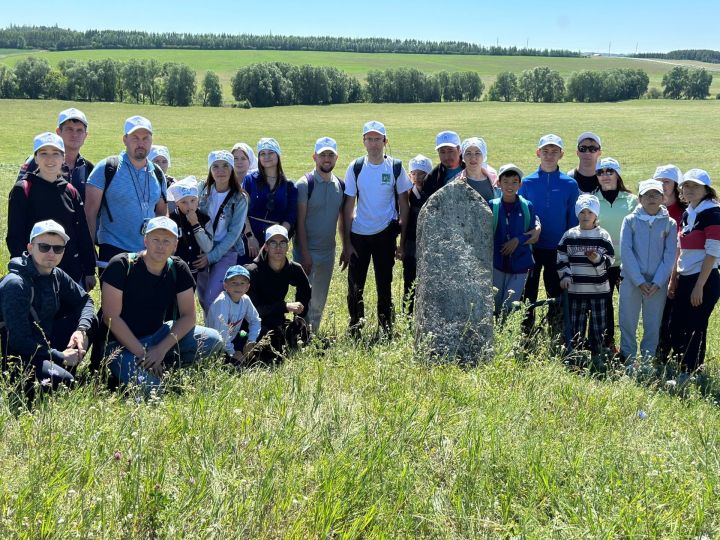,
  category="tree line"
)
[634,49,720,64]
[0,57,713,107]
[0,25,580,57]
